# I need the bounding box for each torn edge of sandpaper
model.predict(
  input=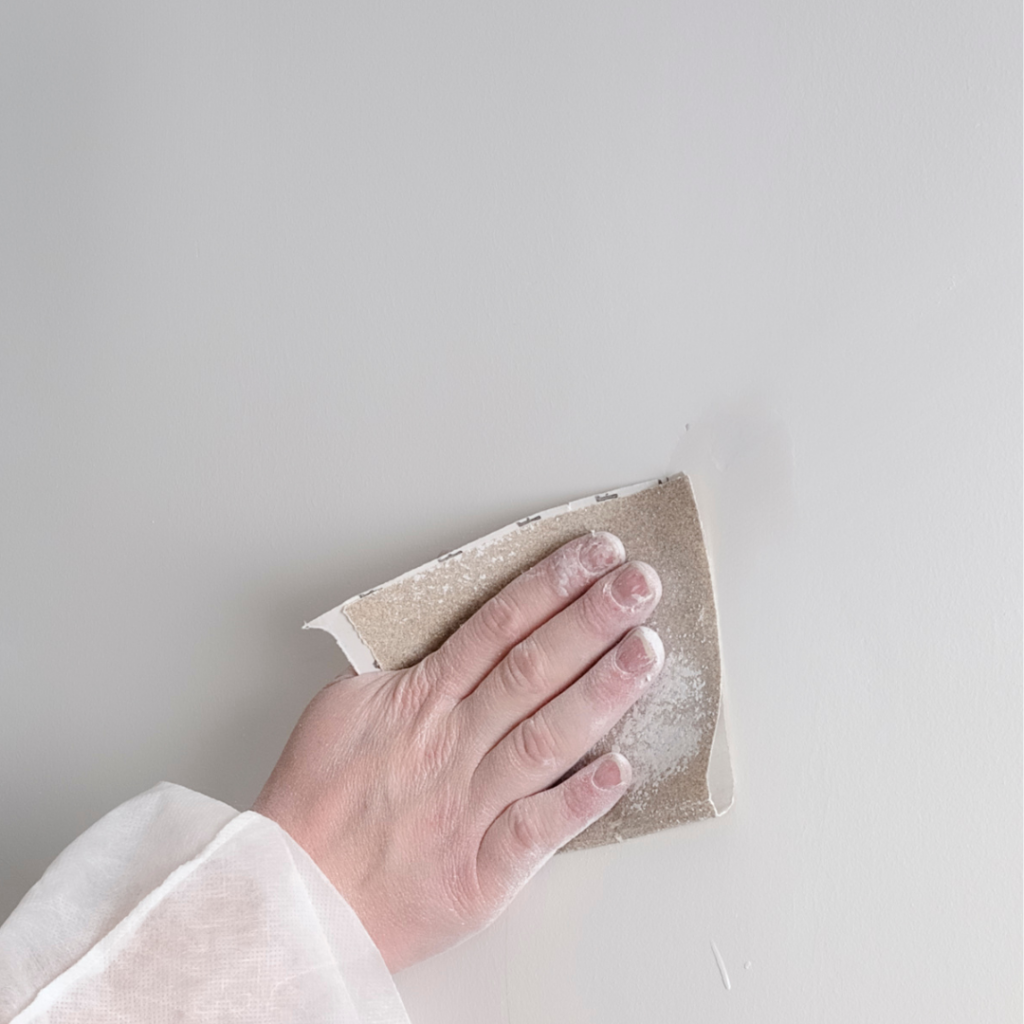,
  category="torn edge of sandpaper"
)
[306,474,733,851]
